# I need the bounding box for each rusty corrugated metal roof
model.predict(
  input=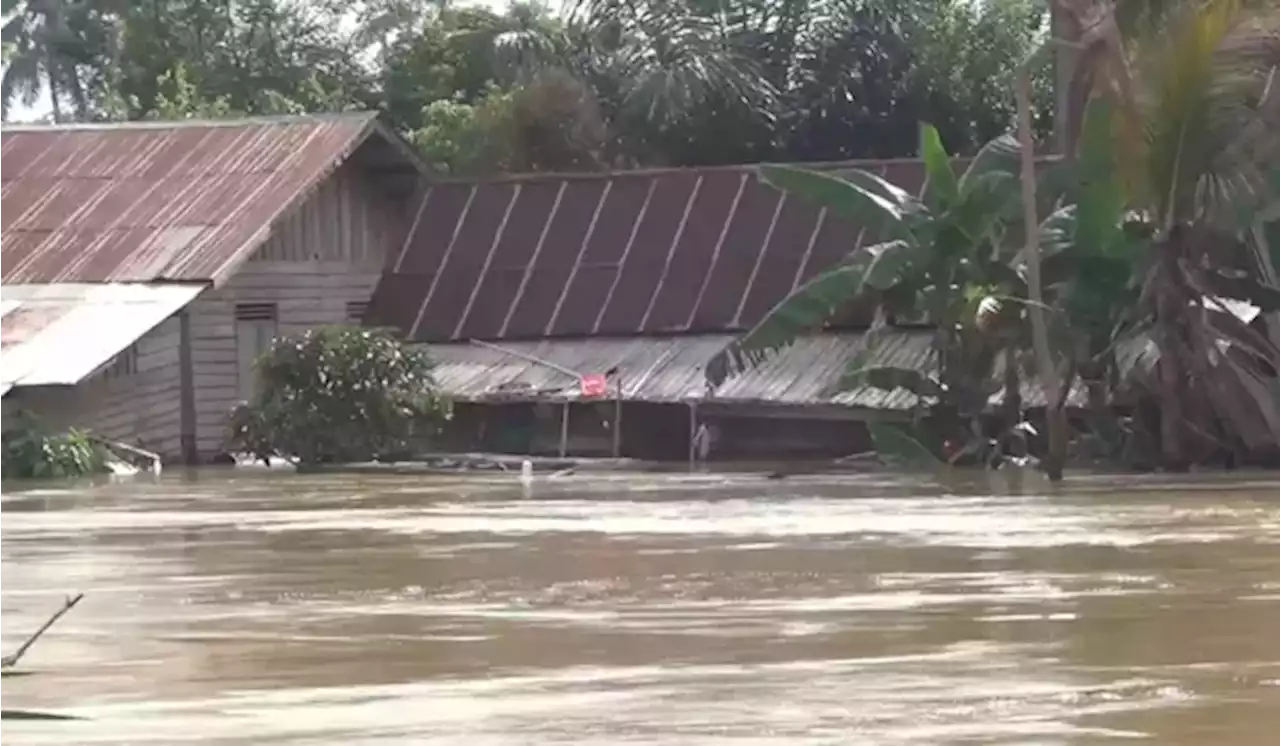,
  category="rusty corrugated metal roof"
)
[371,154,1062,344]
[1,112,410,285]
[425,330,935,409]
[427,330,1092,411]
[371,159,939,342]
[427,336,723,403]
[1,282,204,387]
